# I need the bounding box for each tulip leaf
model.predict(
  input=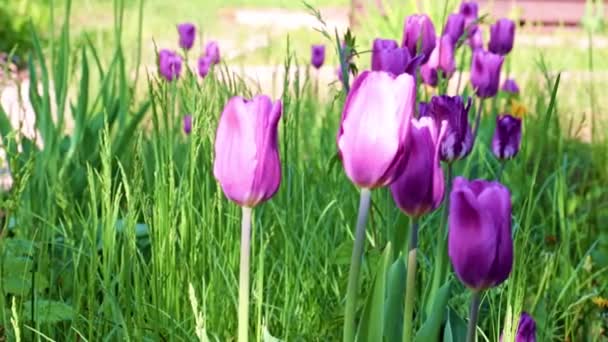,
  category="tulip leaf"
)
[414,280,451,342]
[22,300,75,323]
[356,243,391,342]
[384,255,406,342]
[443,308,467,342]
